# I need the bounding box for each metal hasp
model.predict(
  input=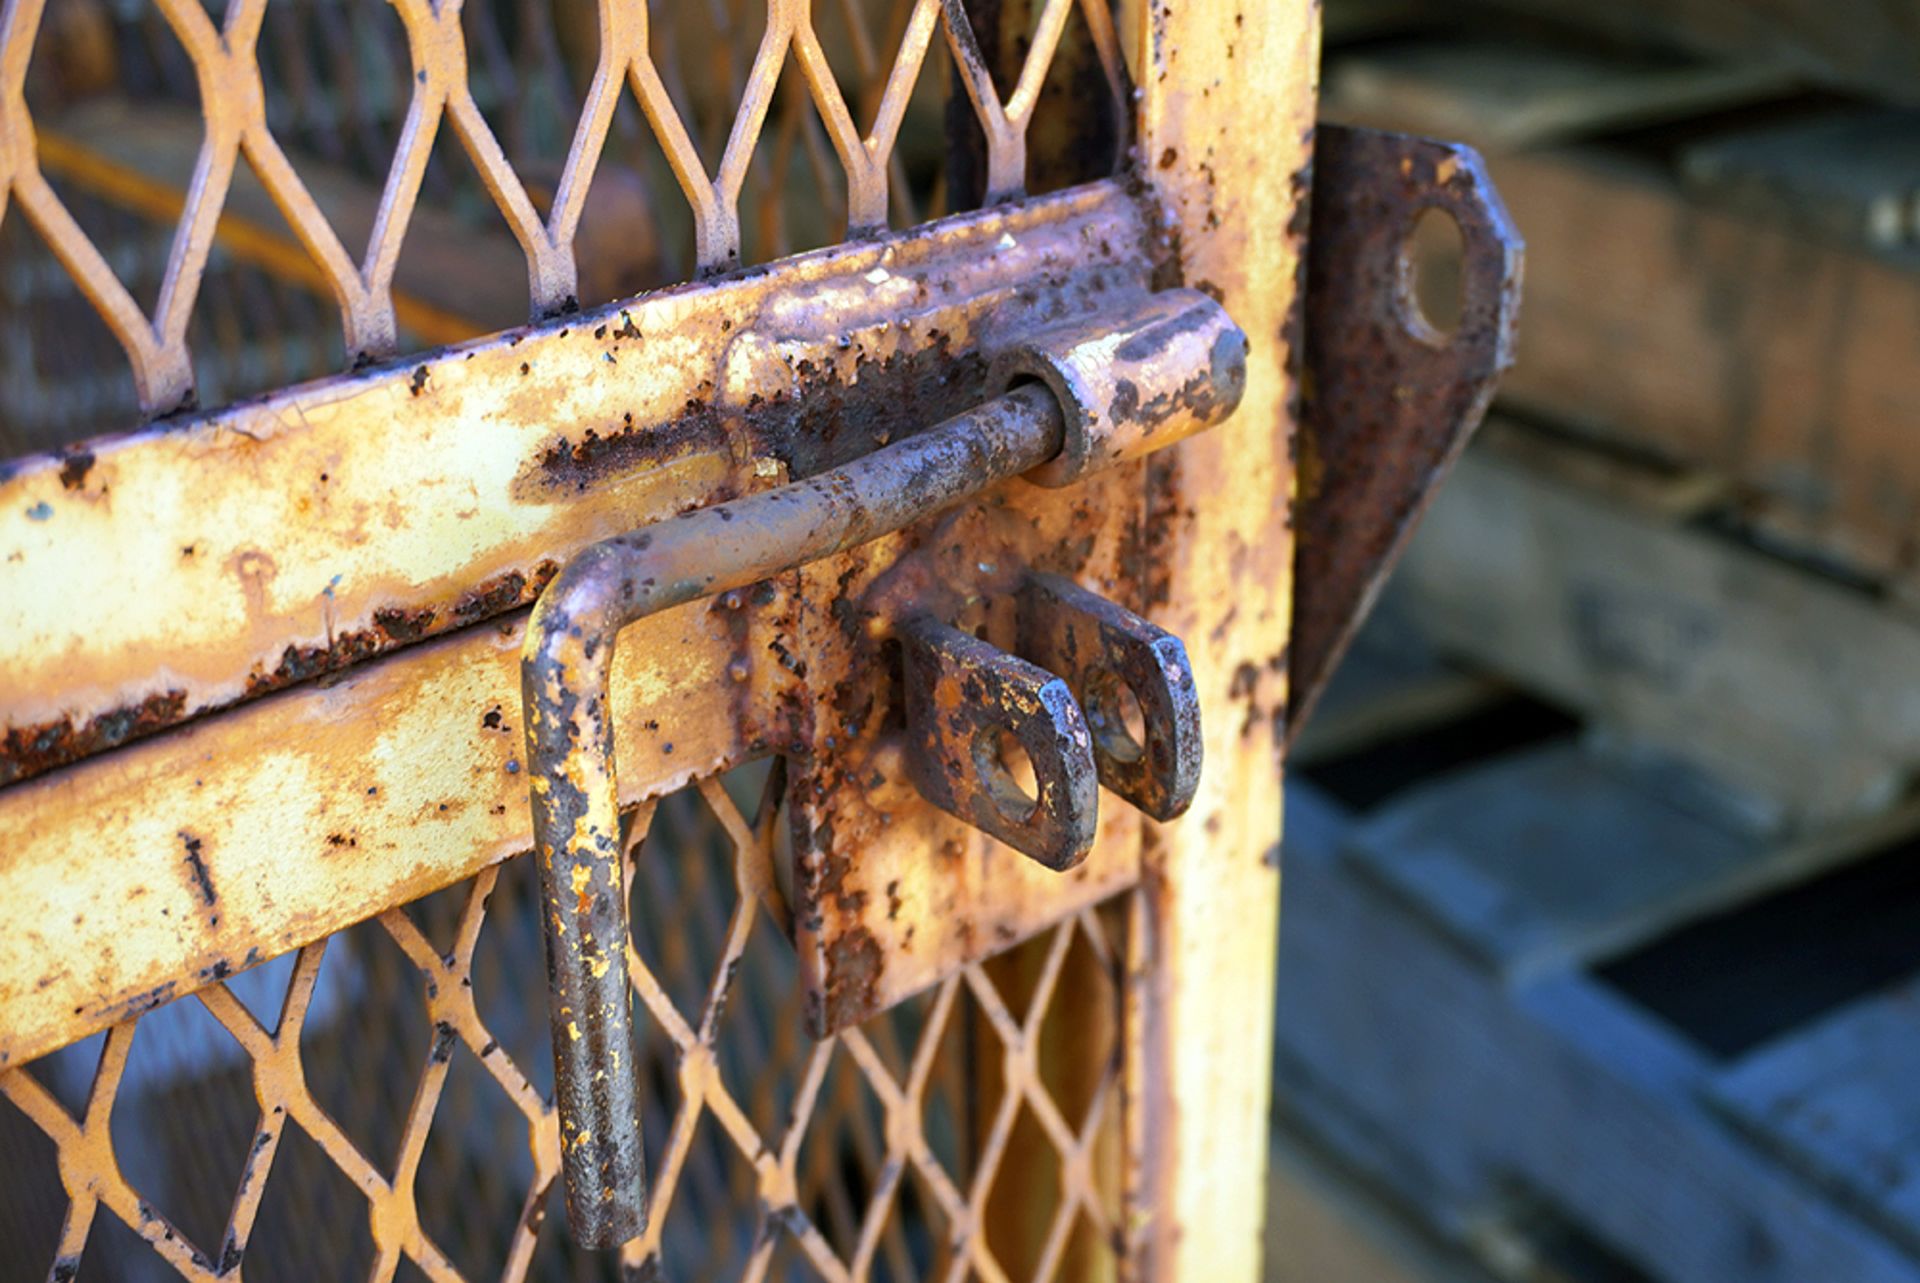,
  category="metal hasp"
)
[521,288,1244,1245]
[1288,124,1525,743]
[898,615,1099,870]
[1019,572,1202,822]
[899,575,1203,871]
